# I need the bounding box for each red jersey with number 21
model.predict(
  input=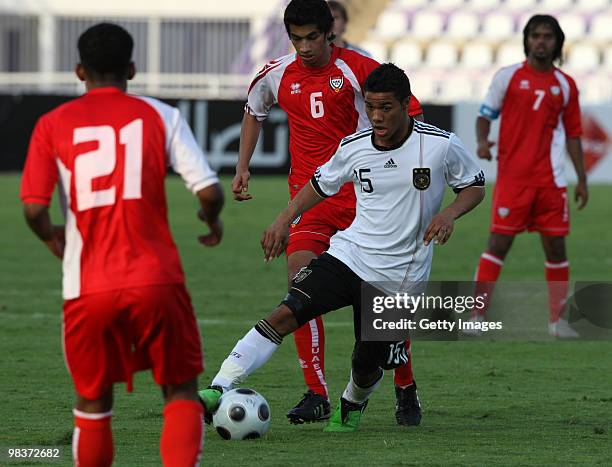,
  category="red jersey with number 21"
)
[20,87,219,300]
[245,45,423,207]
